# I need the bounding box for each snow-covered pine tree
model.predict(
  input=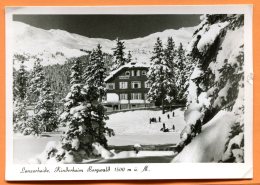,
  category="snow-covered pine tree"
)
[13,60,29,133]
[175,43,189,103]
[34,80,58,132]
[177,14,245,162]
[111,38,126,70]
[163,37,178,103]
[70,58,82,85]
[147,37,176,113]
[84,44,106,102]
[126,50,132,63]
[164,37,176,70]
[14,60,28,101]
[22,59,58,135]
[27,59,45,104]
[56,57,113,163]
